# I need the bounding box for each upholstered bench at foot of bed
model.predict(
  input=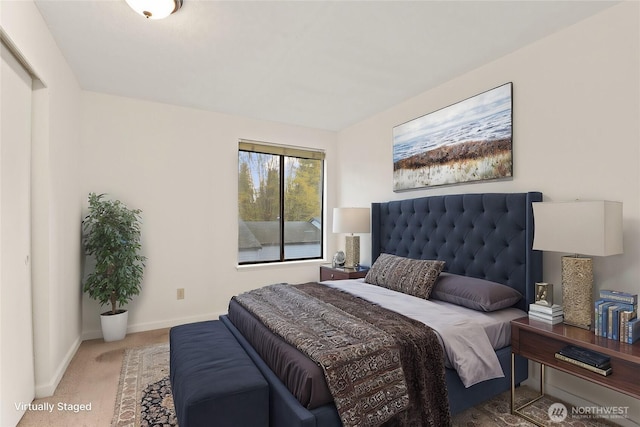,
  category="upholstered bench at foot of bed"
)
[220,315,342,427]
[169,320,269,427]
